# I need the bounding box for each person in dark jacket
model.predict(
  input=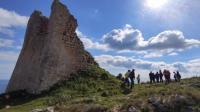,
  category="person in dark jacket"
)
[173,72,177,82]
[156,72,160,83]
[149,72,152,84]
[159,70,163,83]
[164,70,171,84]
[129,69,135,89]
[149,71,154,84]
[176,71,181,82]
